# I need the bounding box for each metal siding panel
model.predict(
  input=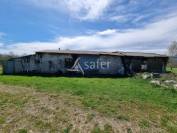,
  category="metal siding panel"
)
[147,58,164,73]
[39,54,70,74]
[99,56,124,75]
[78,55,99,75]
[4,60,14,74]
[76,55,124,76]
